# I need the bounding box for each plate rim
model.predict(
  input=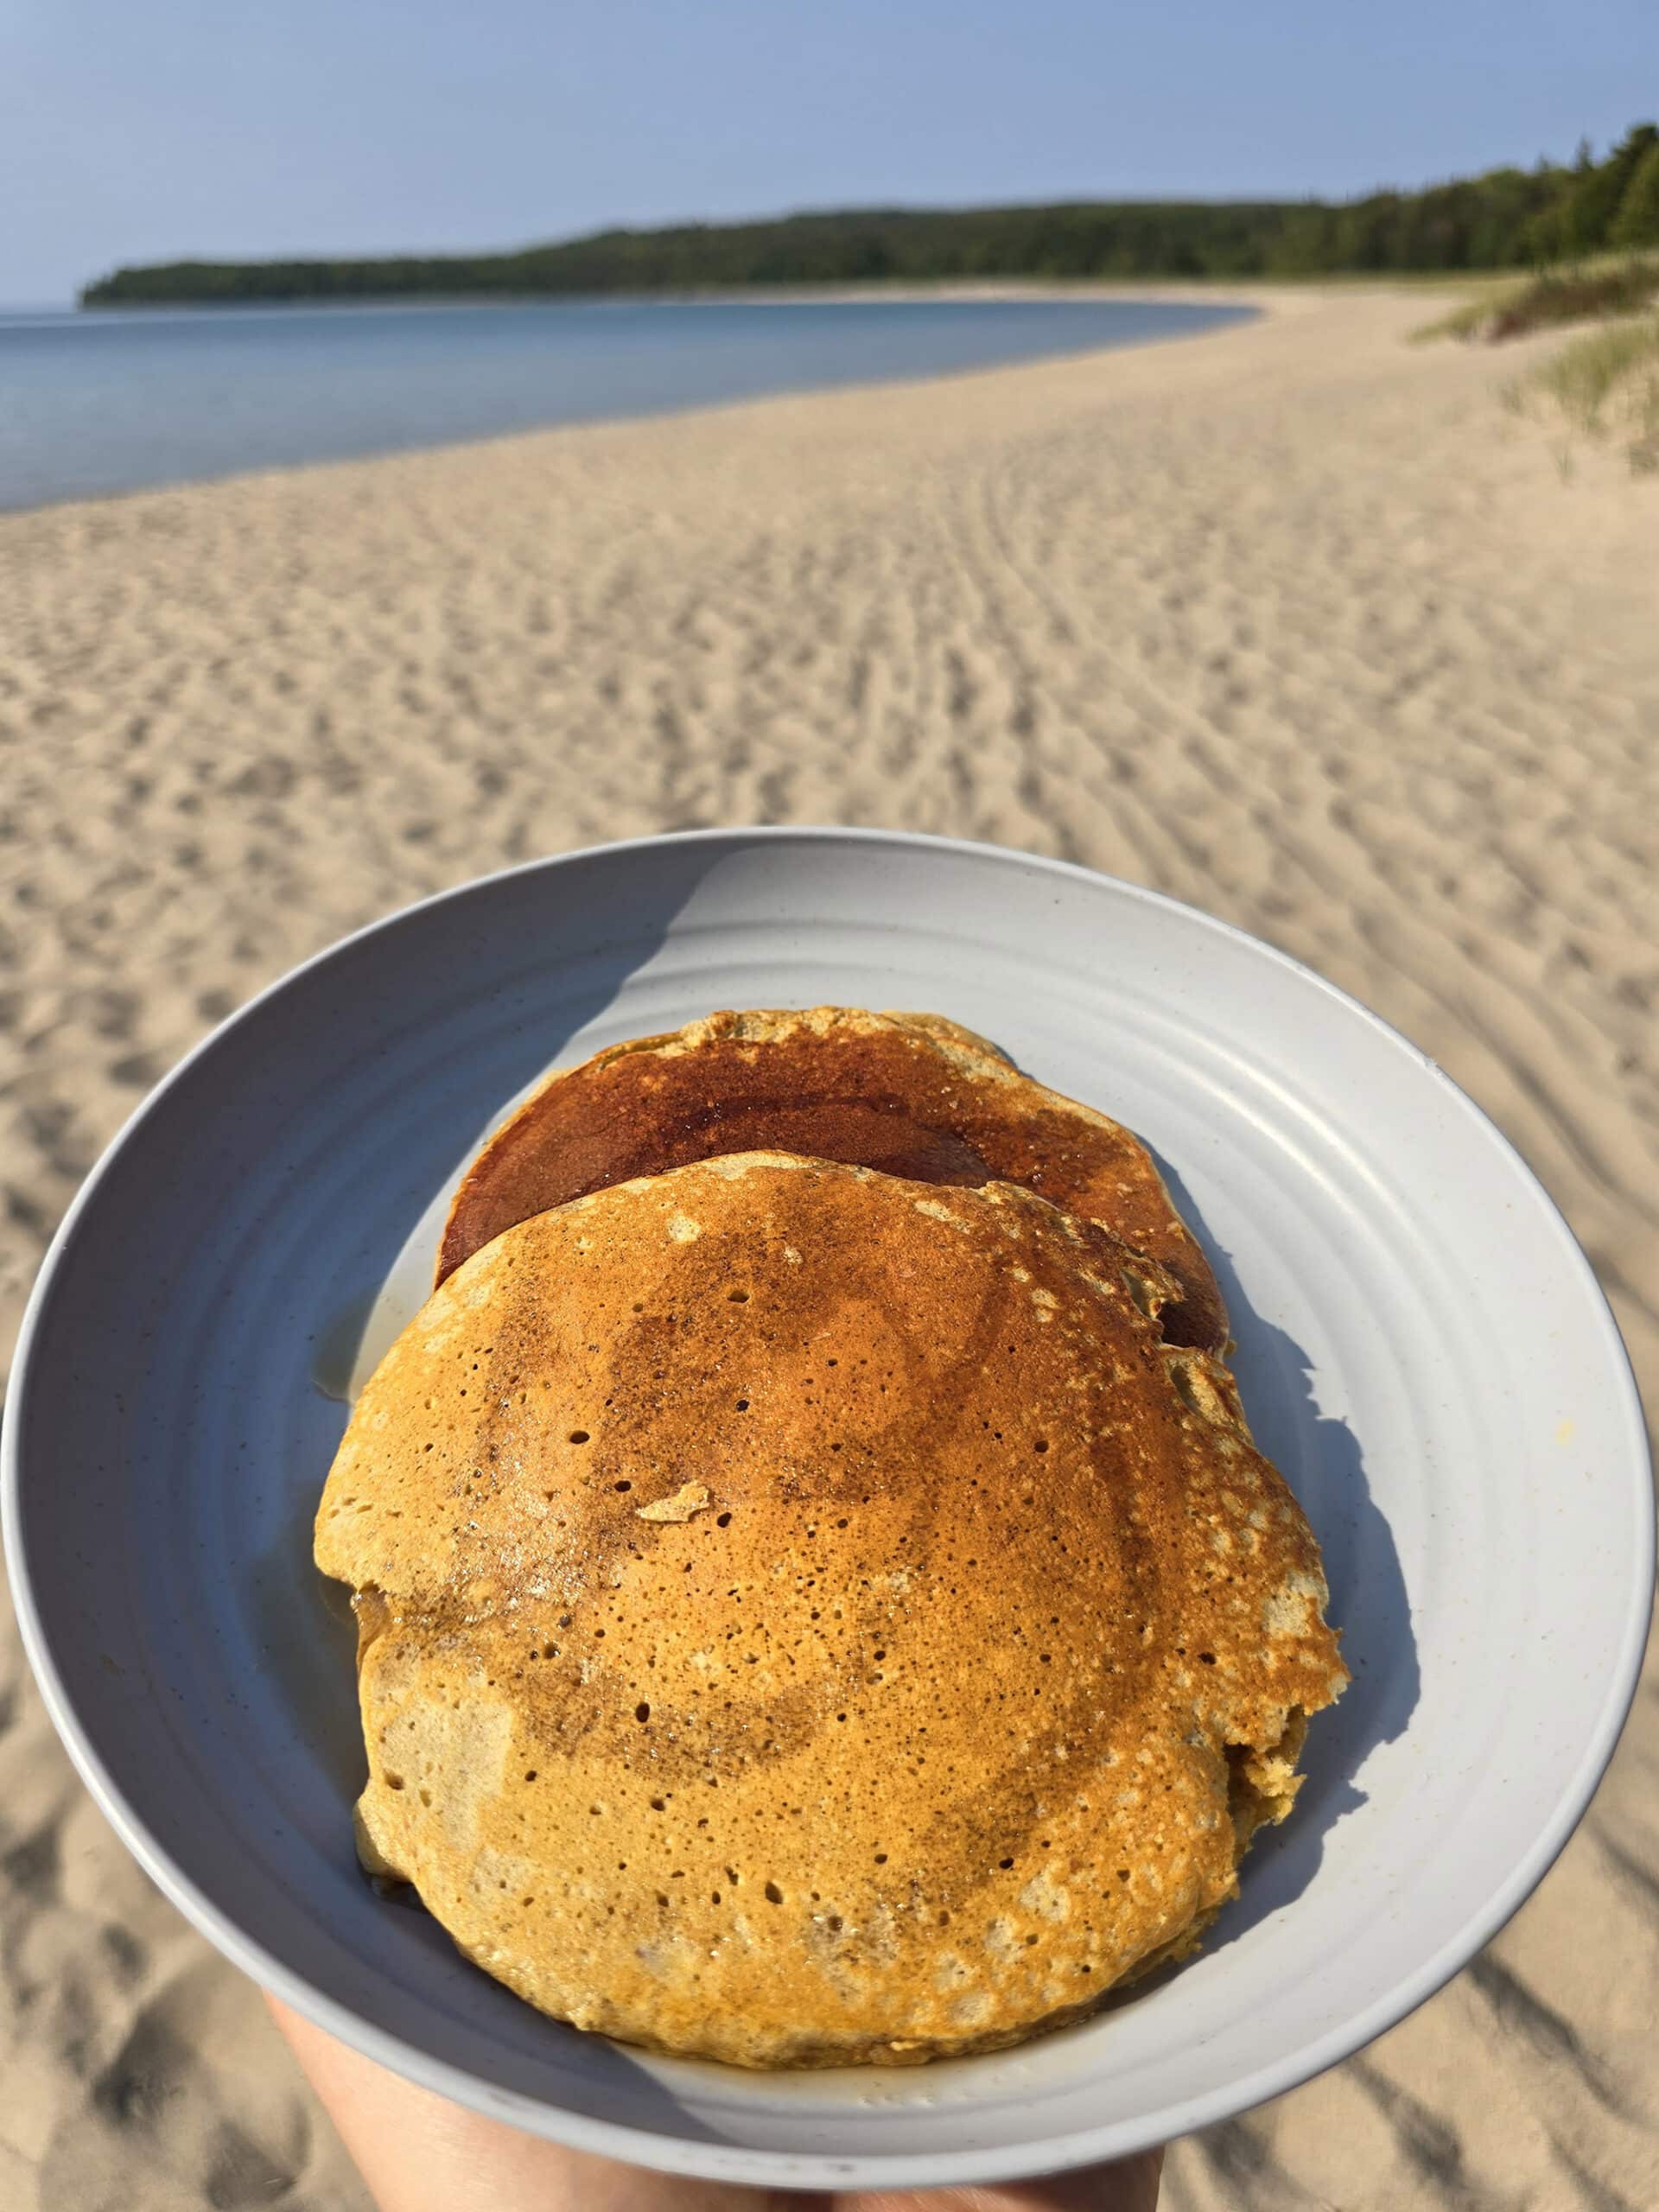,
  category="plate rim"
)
[3,823,1652,2189]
